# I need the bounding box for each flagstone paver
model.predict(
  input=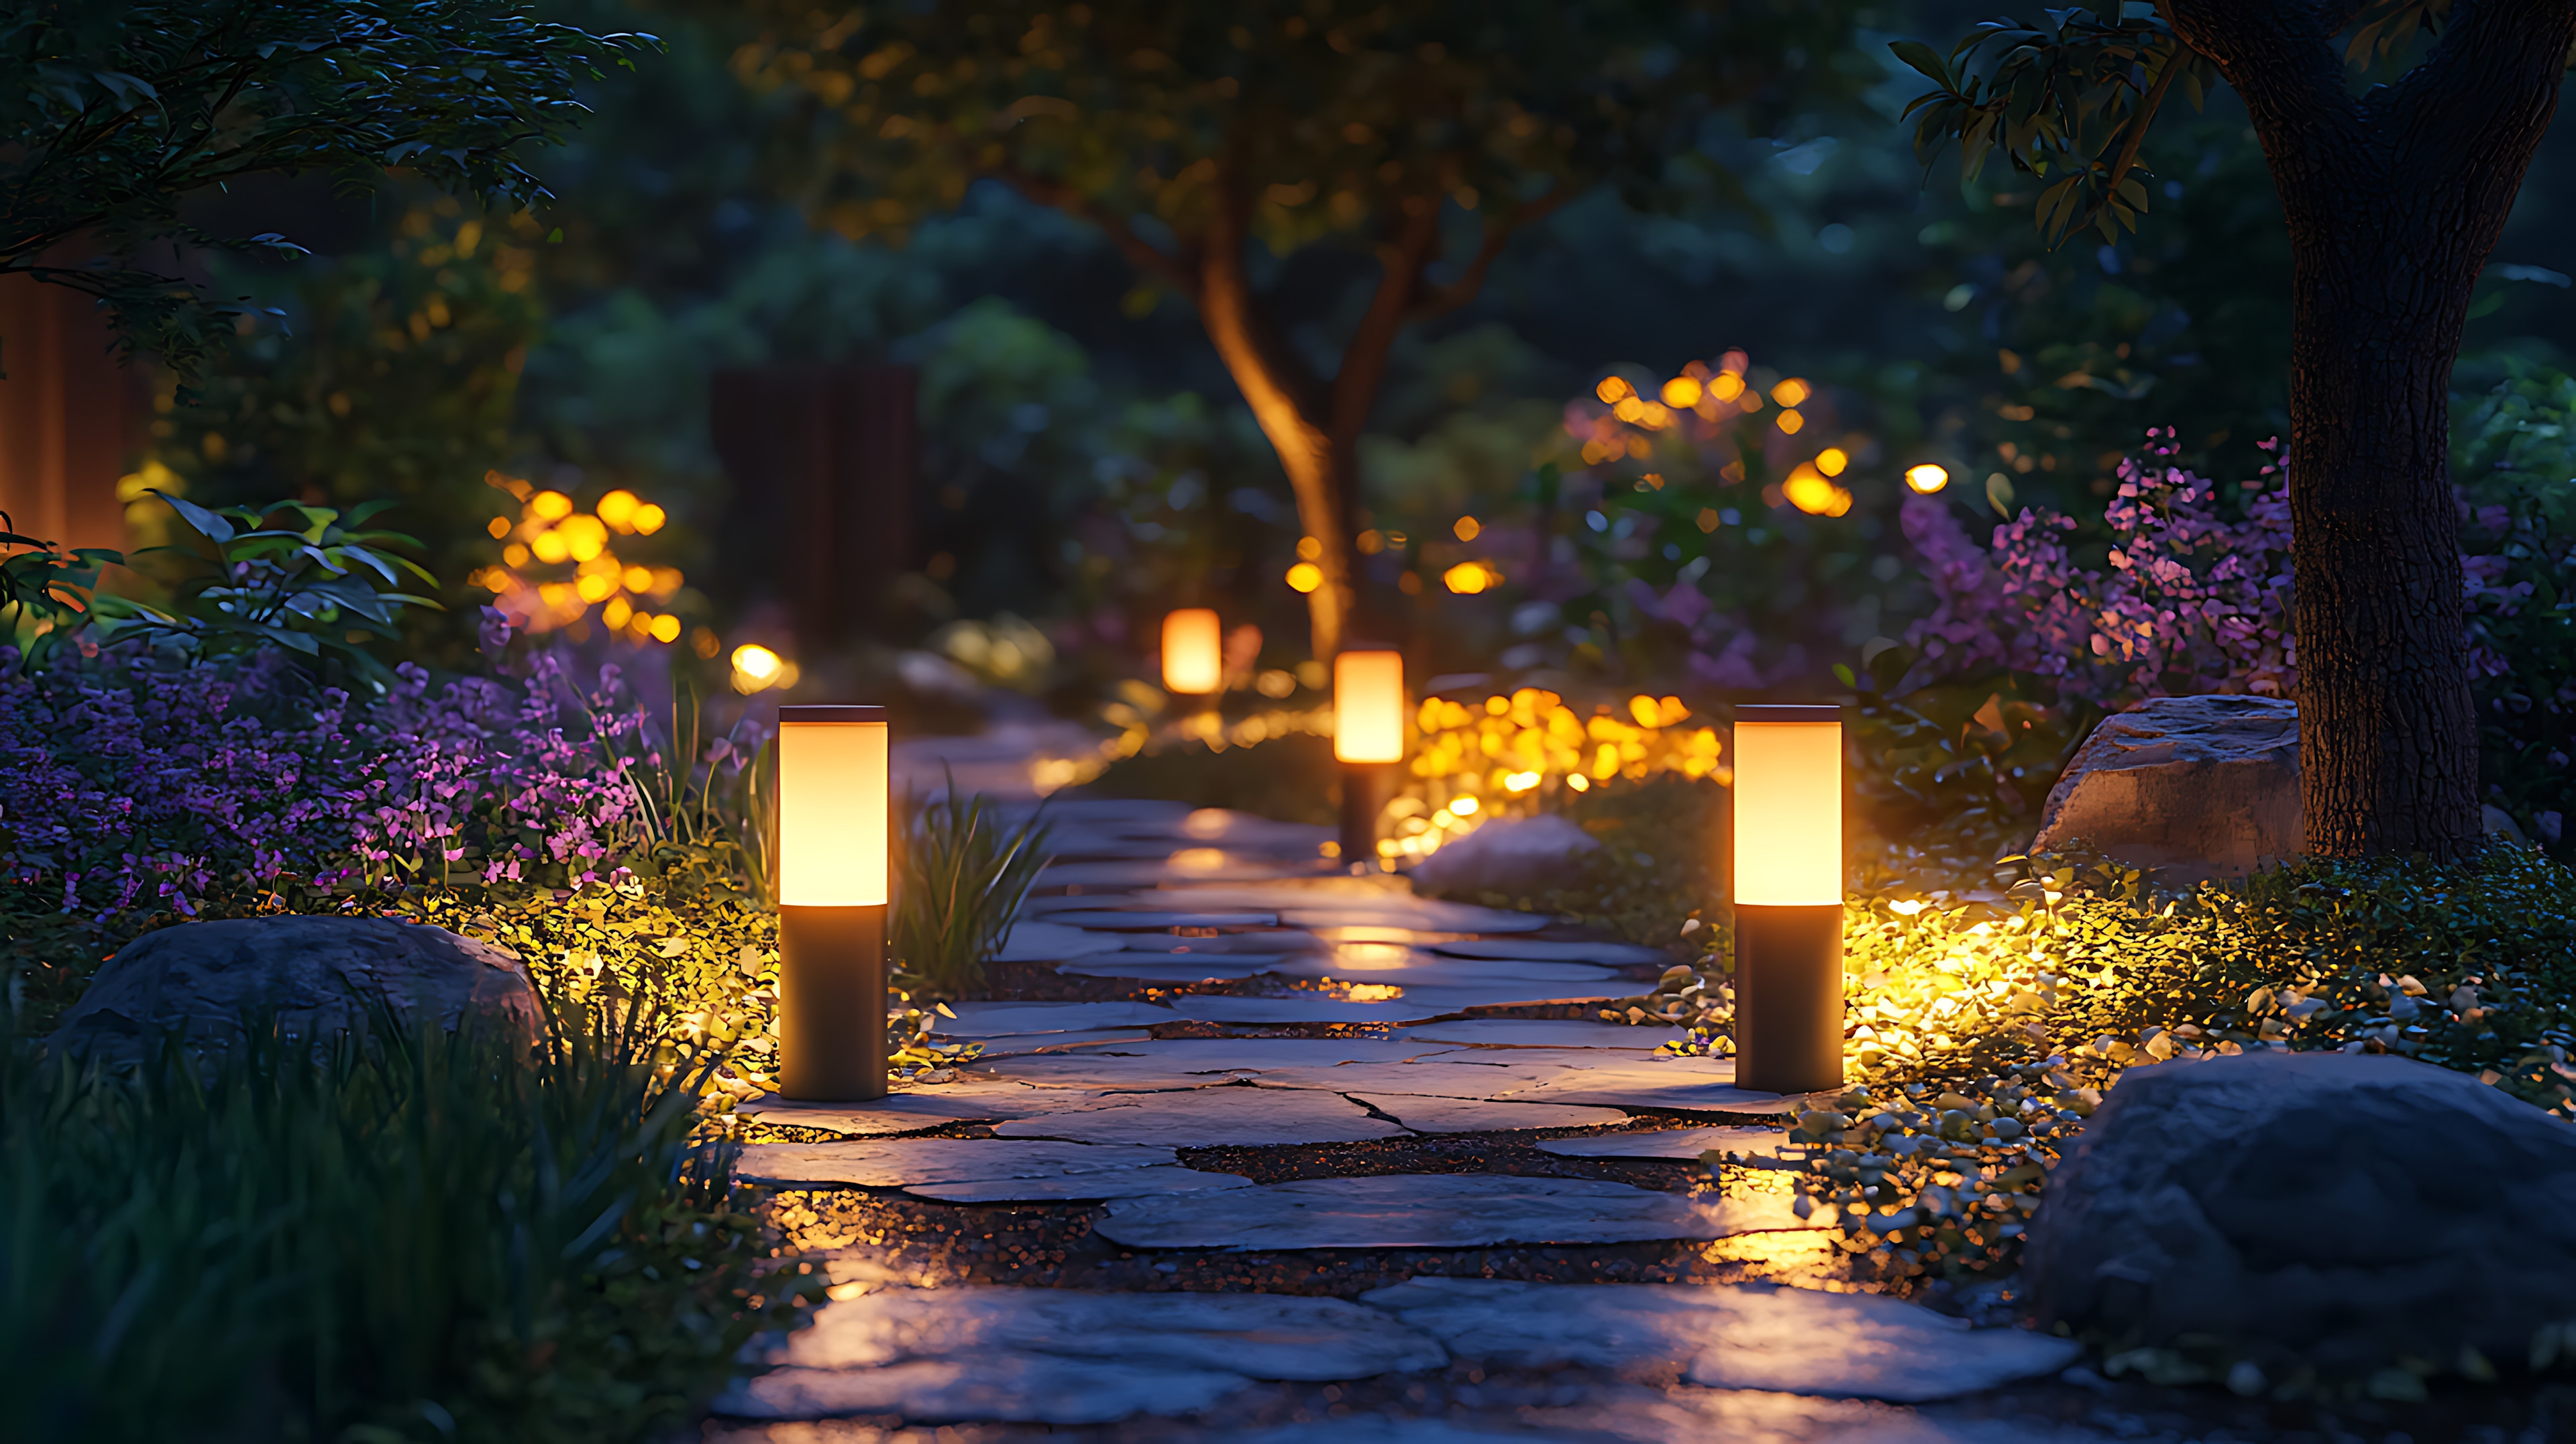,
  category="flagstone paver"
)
[930,1000,1177,1035]
[993,1086,1409,1146]
[1094,1173,1733,1250]
[718,782,2123,1438]
[1538,1125,1795,1162]
[1346,1094,1629,1132]
[1362,1278,2084,1402]
[735,1139,1179,1188]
